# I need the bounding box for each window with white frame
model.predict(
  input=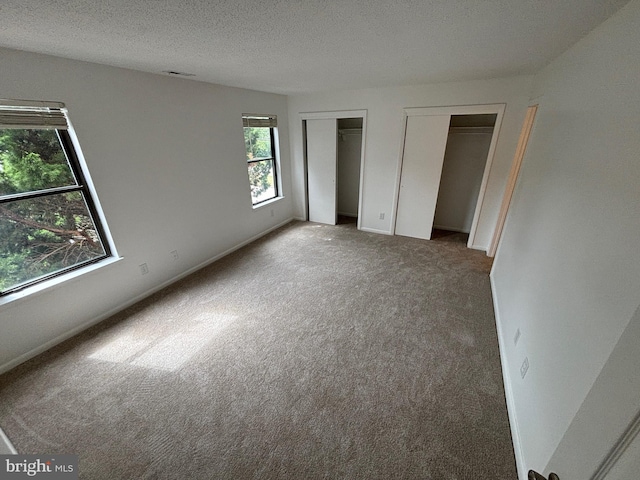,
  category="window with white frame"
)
[0,100,112,295]
[242,114,279,205]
